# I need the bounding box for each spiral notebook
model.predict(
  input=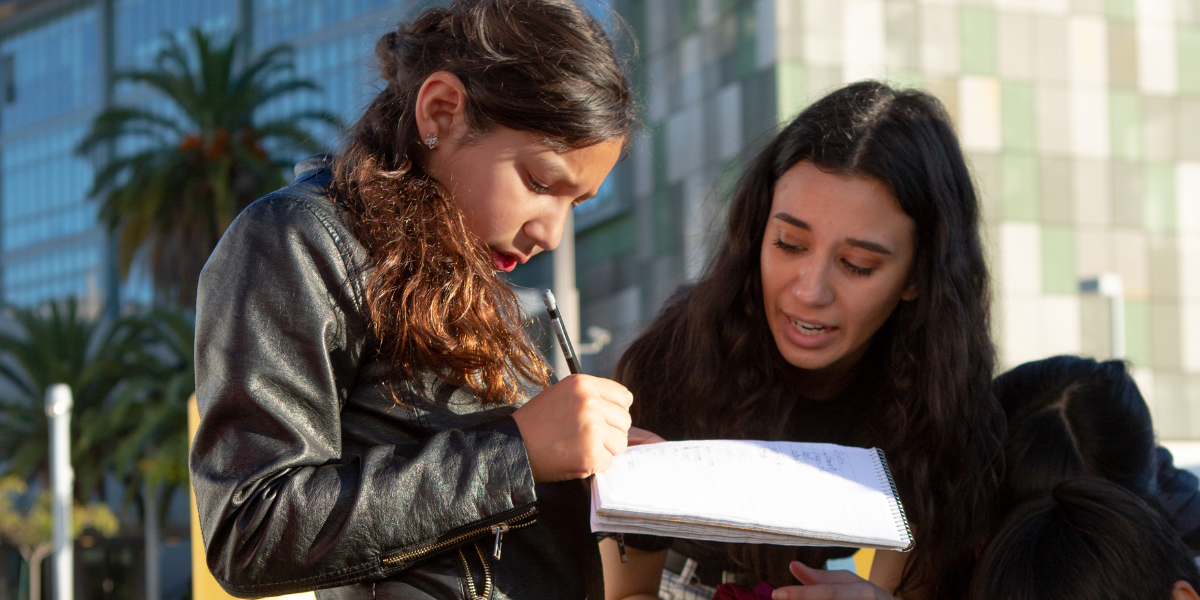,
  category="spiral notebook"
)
[590,440,913,551]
